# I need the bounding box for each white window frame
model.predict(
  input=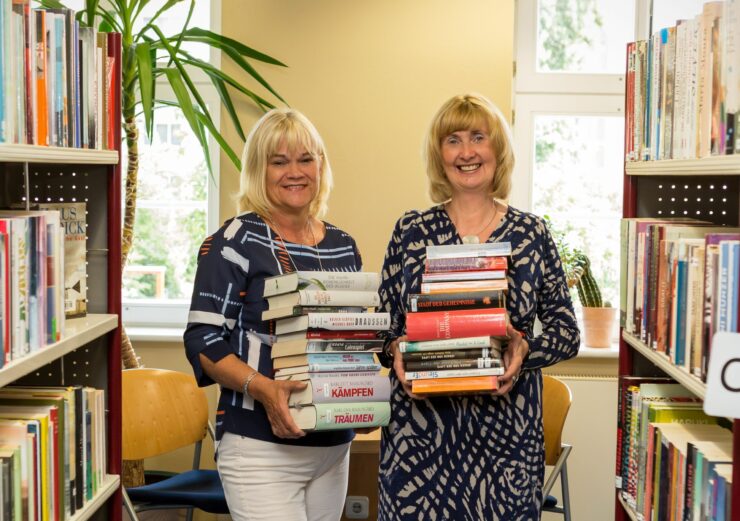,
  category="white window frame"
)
[123,0,222,340]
